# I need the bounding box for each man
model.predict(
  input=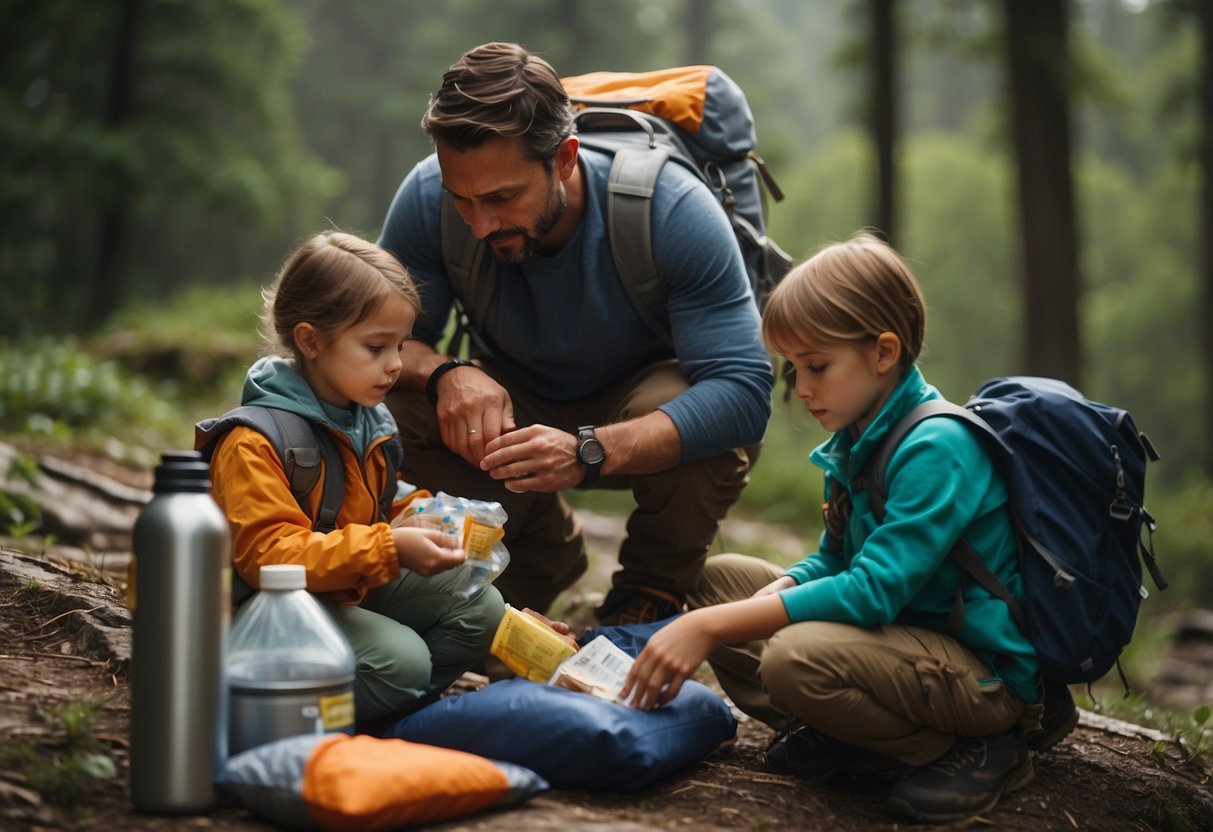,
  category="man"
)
[378,42,772,625]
